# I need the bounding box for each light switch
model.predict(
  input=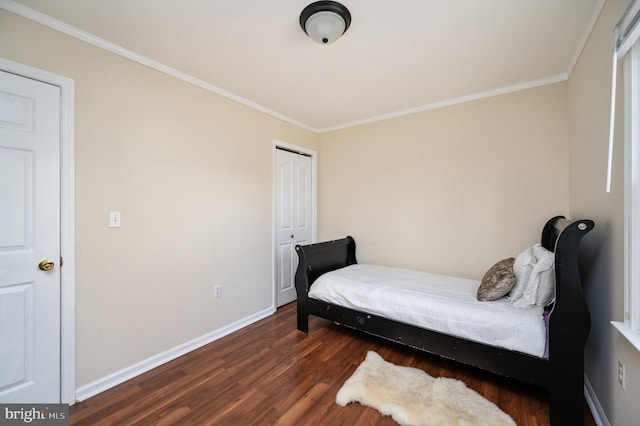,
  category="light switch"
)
[109,211,121,228]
